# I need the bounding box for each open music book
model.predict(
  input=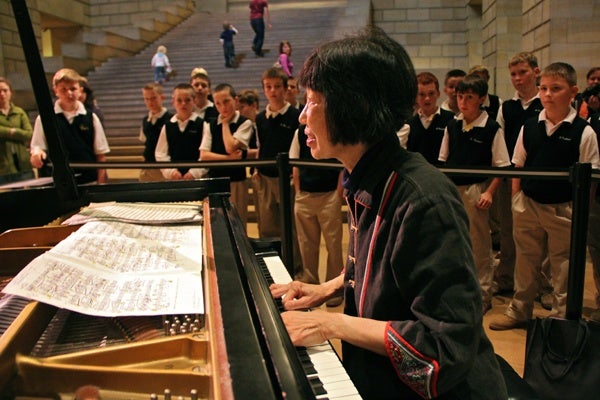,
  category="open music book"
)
[2,219,204,317]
